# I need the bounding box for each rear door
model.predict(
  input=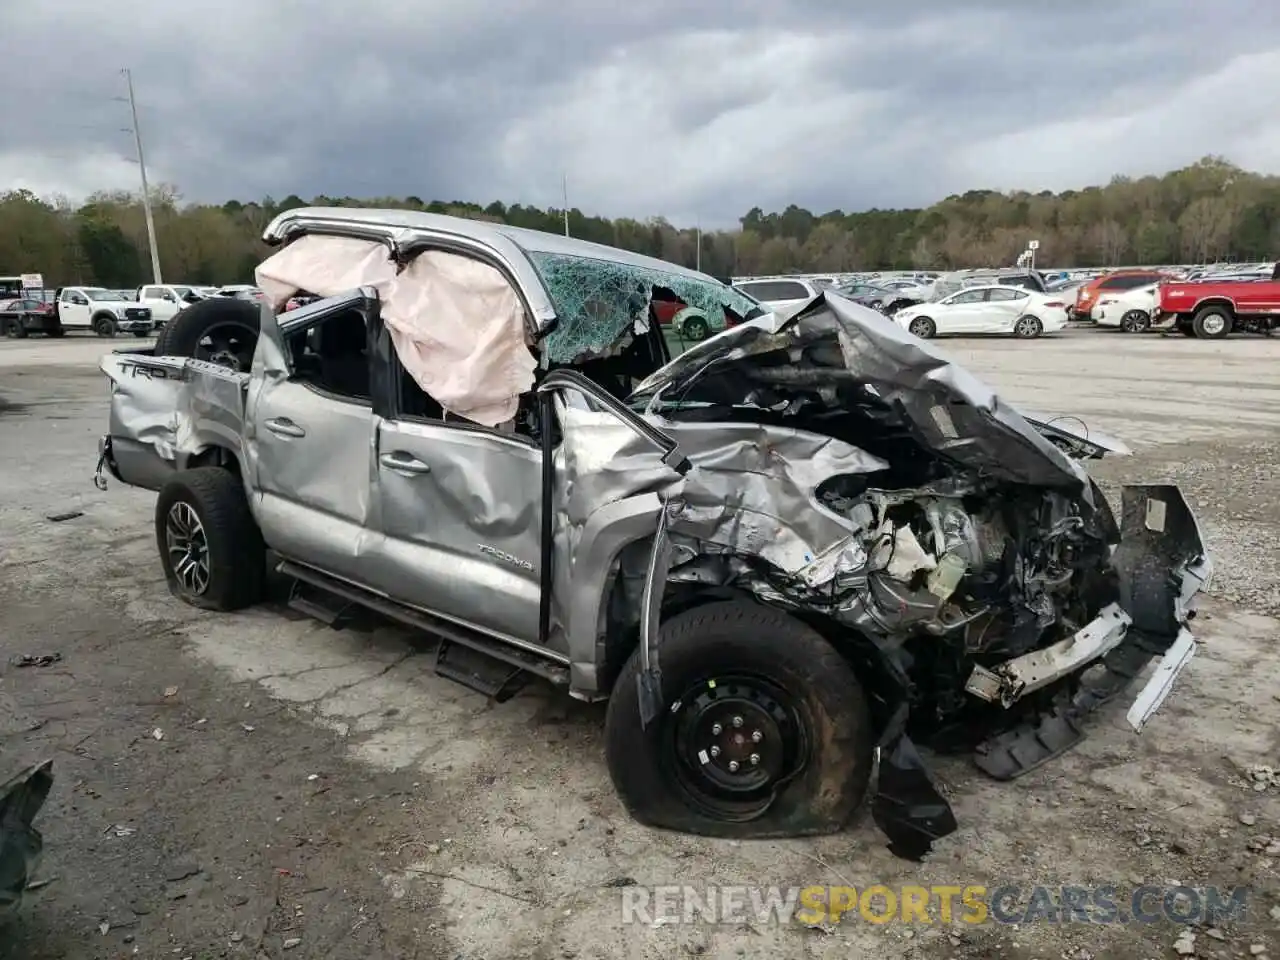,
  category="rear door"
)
[982,287,1029,331]
[244,294,379,585]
